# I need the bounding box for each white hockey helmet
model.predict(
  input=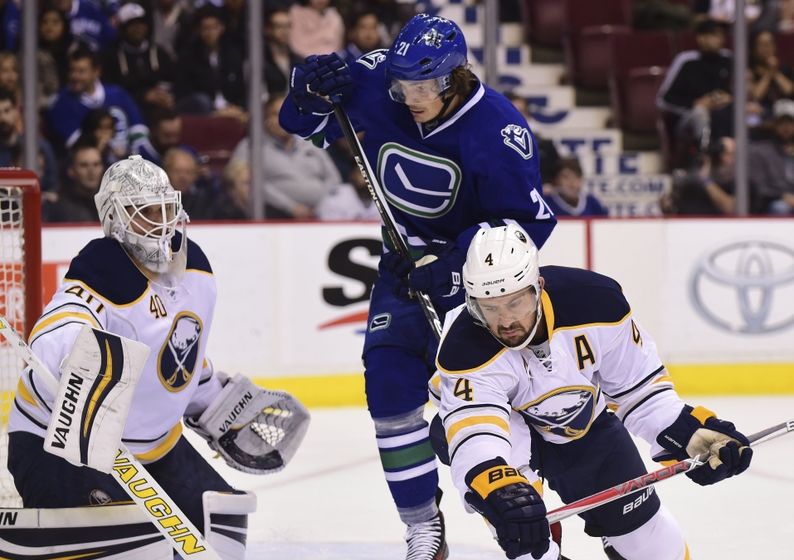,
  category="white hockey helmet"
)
[94,155,188,273]
[462,224,543,349]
